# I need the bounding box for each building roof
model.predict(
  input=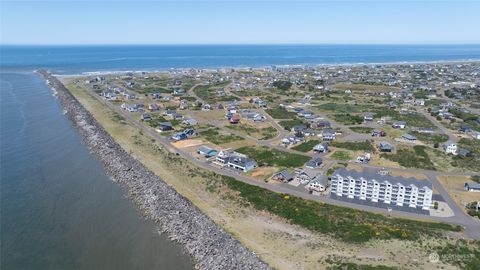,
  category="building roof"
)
[274,170,294,180]
[465,182,480,189]
[332,168,432,189]
[312,174,328,186]
[402,134,417,140]
[306,157,323,168]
